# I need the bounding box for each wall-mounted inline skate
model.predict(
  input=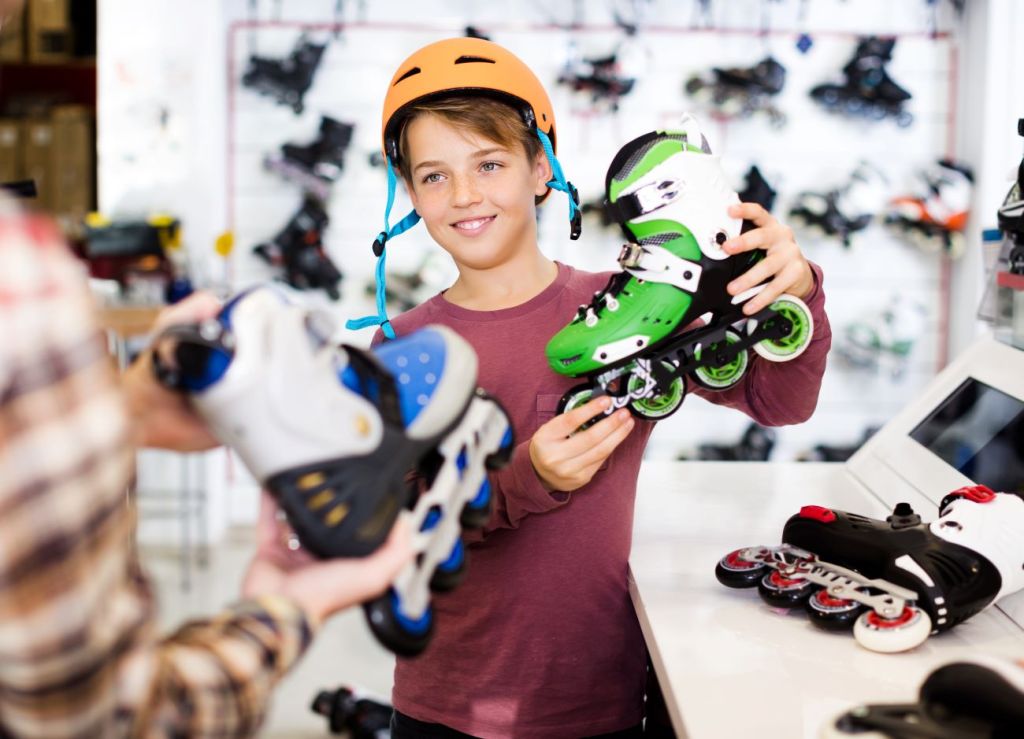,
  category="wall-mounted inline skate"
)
[545,117,814,423]
[684,56,787,128]
[241,34,326,115]
[810,36,913,128]
[823,655,1024,738]
[264,116,356,200]
[253,196,343,300]
[789,161,889,248]
[716,486,1024,653]
[152,285,514,657]
[885,159,974,258]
